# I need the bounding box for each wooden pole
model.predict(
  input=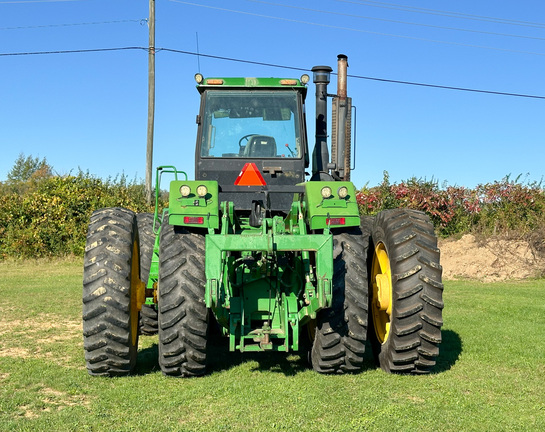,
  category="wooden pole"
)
[145,0,156,205]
